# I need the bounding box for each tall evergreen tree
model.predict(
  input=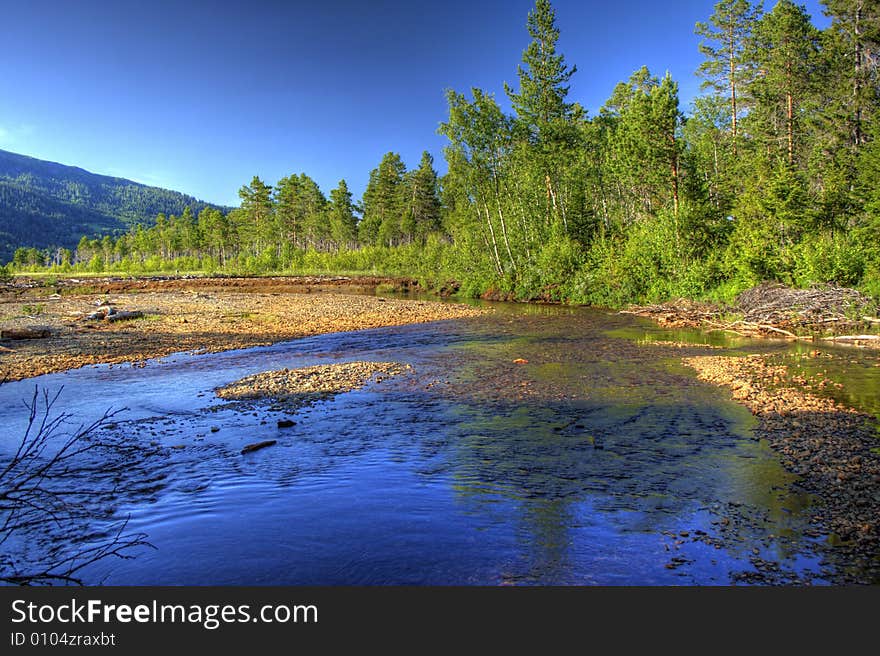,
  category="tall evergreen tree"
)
[275,174,303,248]
[238,176,274,253]
[404,151,442,243]
[695,0,762,155]
[504,0,577,134]
[504,0,580,234]
[822,0,880,148]
[746,0,821,166]
[650,74,684,220]
[328,179,358,249]
[360,152,407,247]
[296,174,328,248]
